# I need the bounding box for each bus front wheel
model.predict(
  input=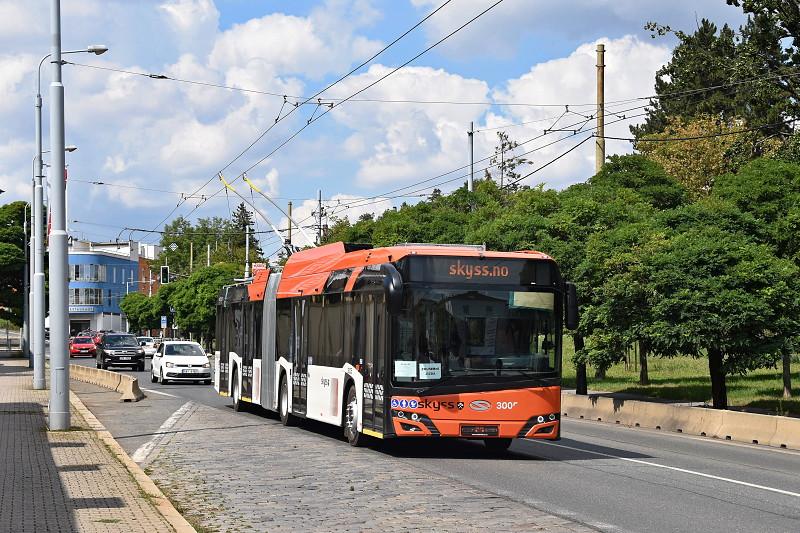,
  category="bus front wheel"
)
[484,438,512,453]
[344,386,362,447]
